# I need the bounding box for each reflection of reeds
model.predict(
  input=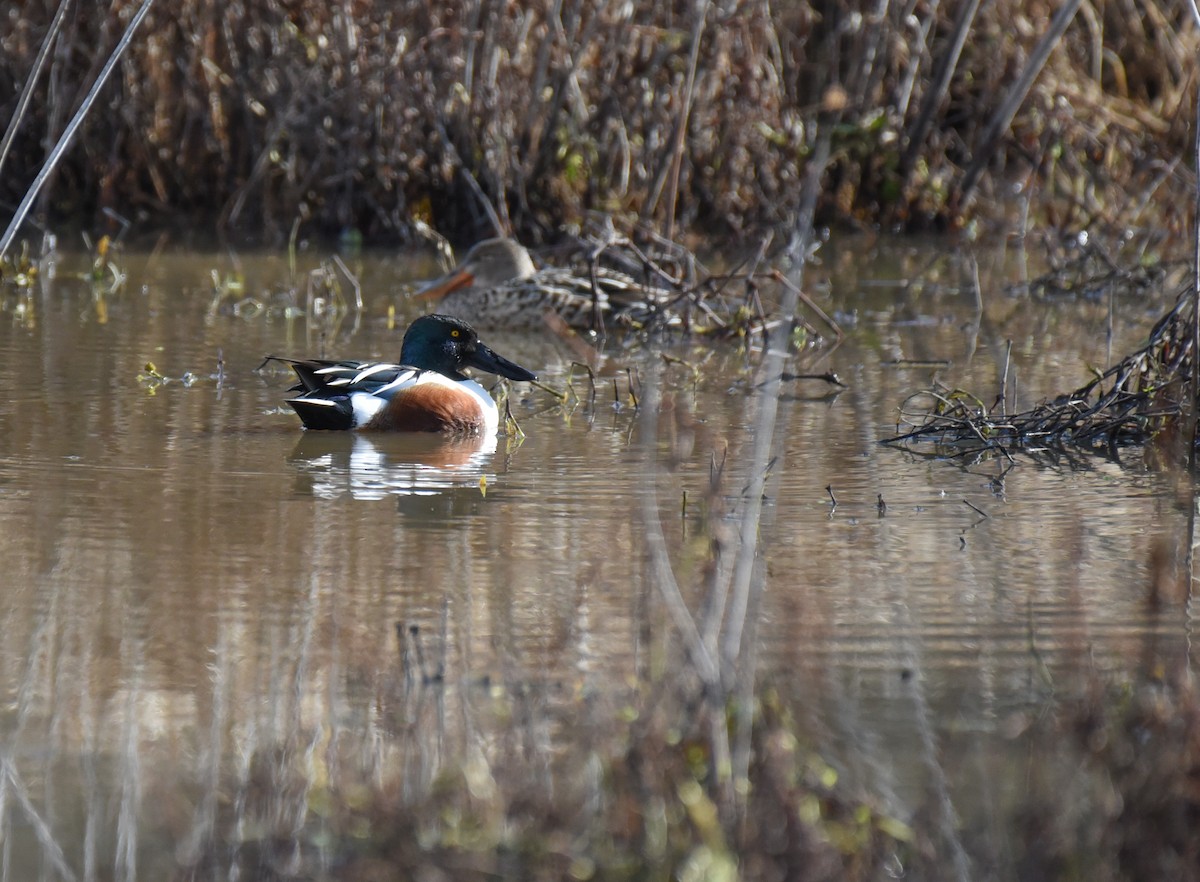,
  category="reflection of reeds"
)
[2,1,1195,241]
